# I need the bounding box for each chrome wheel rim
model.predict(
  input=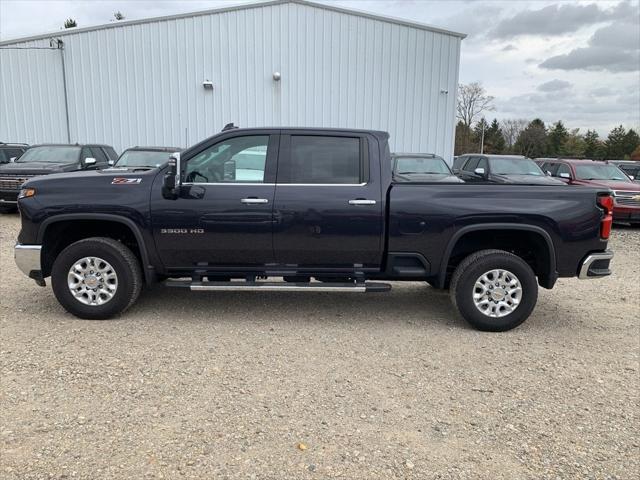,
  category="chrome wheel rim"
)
[67,256,118,306]
[473,269,522,318]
